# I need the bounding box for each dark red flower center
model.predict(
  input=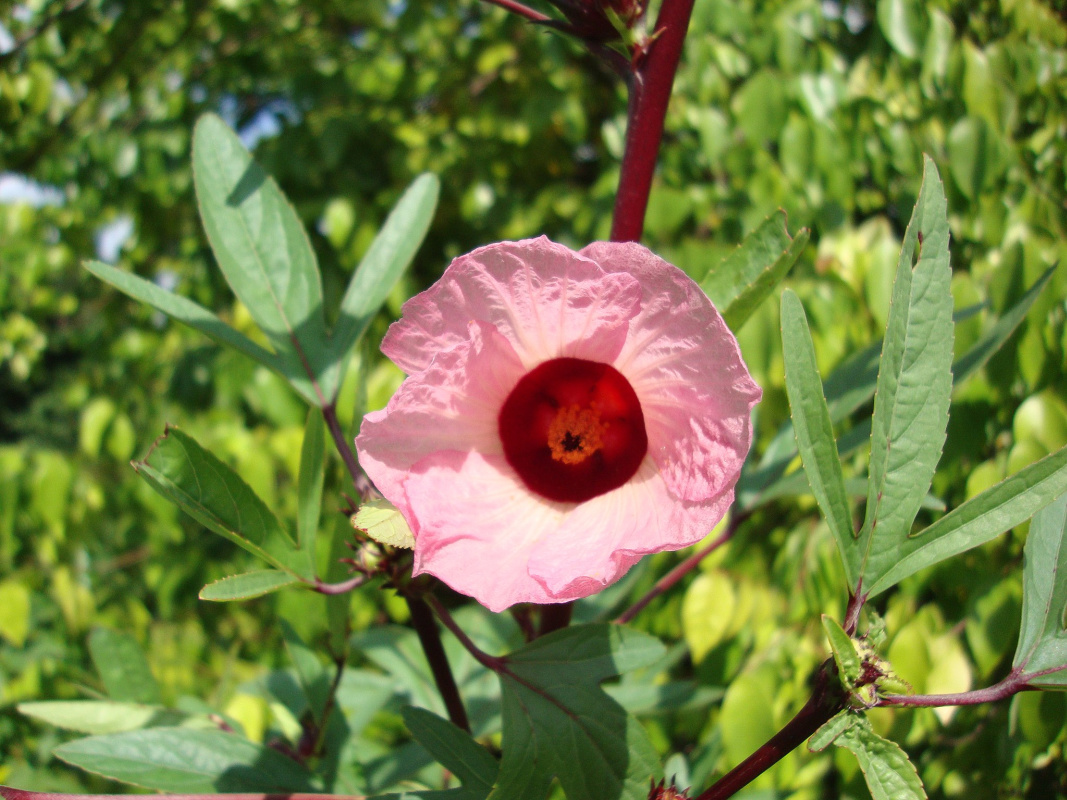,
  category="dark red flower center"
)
[498,357,647,503]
